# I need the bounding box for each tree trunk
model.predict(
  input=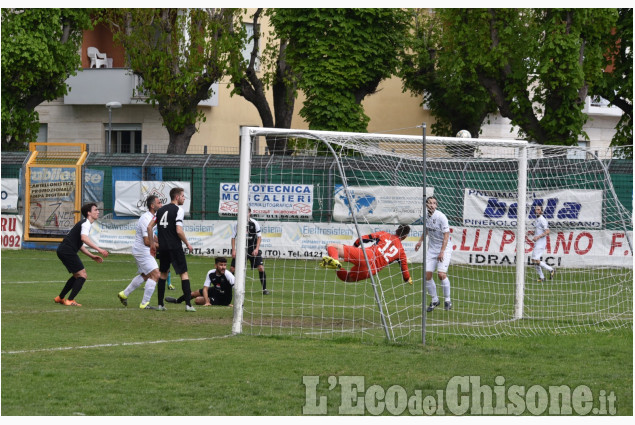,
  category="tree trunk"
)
[166,123,197,154]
